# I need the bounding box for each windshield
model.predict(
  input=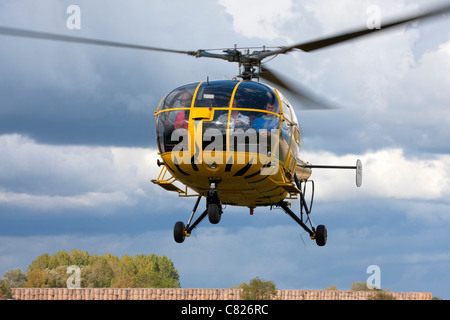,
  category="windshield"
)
[158,82,198,110]
[194,80,236,108]
[156,80,281,154]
